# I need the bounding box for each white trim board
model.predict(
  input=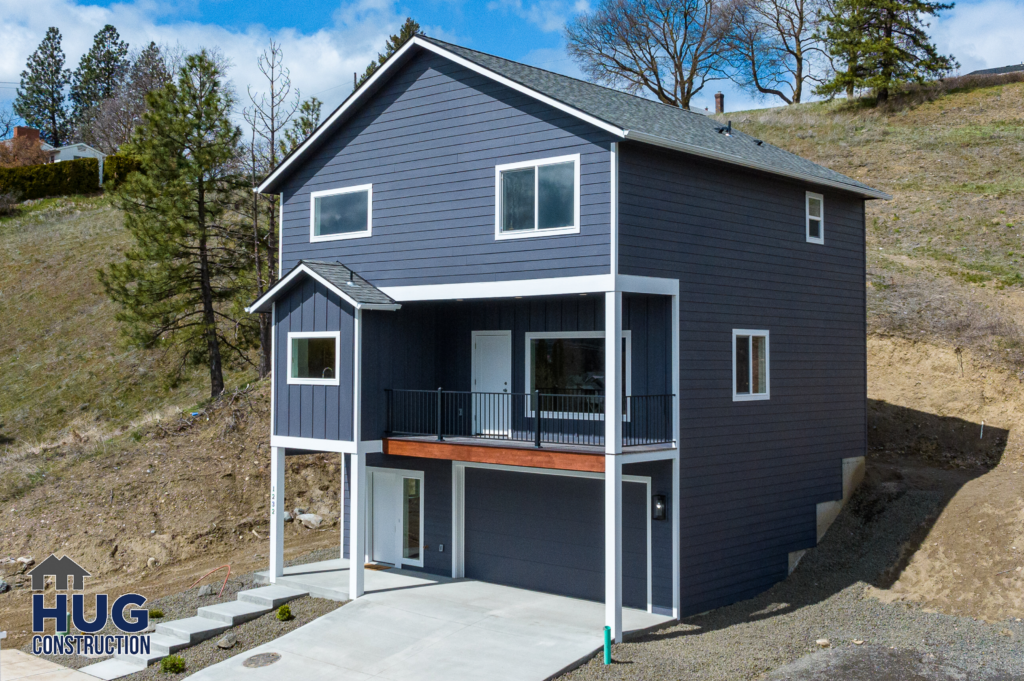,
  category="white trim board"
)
[450,461,653,613]
[247,262,402,313]
[380,274,679,302]
[270,435,358,454]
